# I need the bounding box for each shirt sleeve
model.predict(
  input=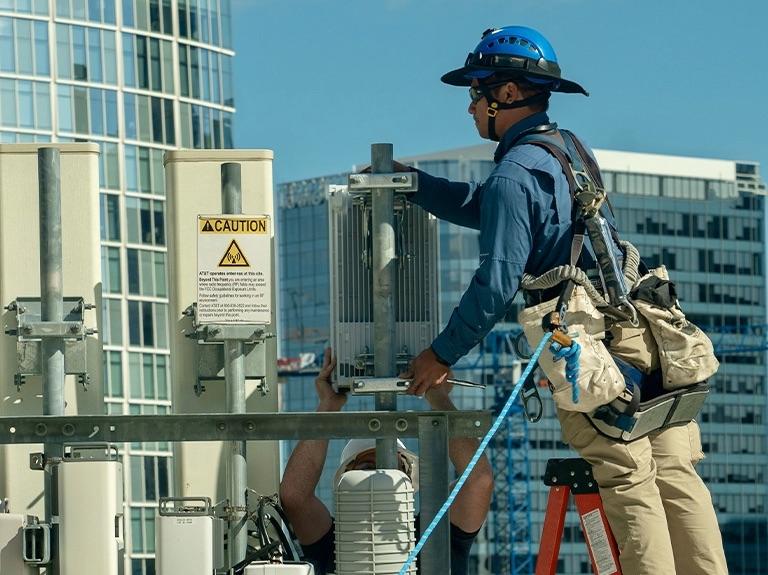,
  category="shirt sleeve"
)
[299,521,335,575]
[409,169,482,230]
[431,175,532,364]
